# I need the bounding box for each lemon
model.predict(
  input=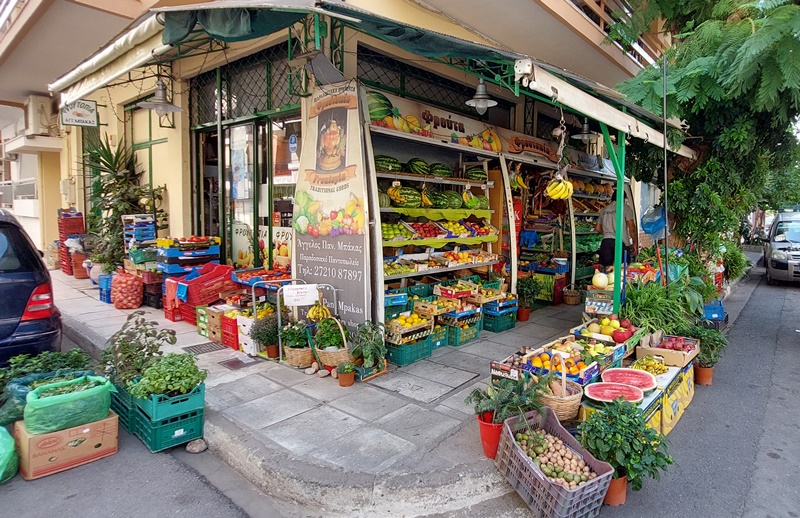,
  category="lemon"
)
[600,317,611,327]
[610,320,621,329]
